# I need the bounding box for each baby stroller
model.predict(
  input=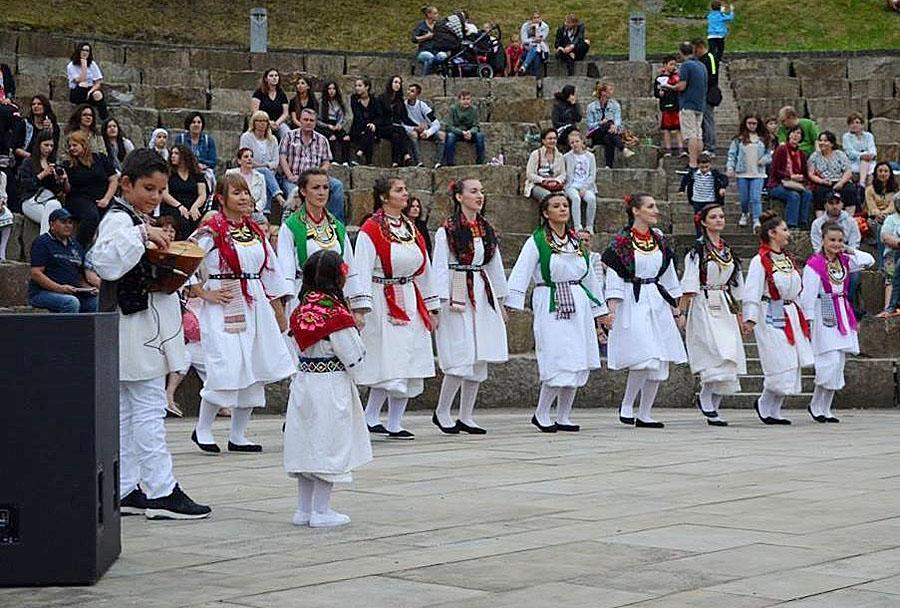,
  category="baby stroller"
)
[434,24,503,79]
